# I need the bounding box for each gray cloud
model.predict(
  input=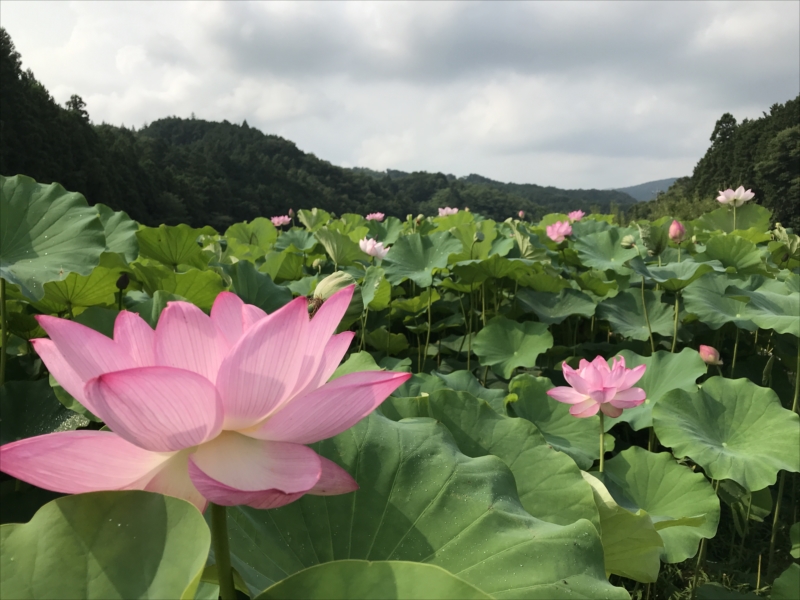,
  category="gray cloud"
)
[1,0,797,188]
